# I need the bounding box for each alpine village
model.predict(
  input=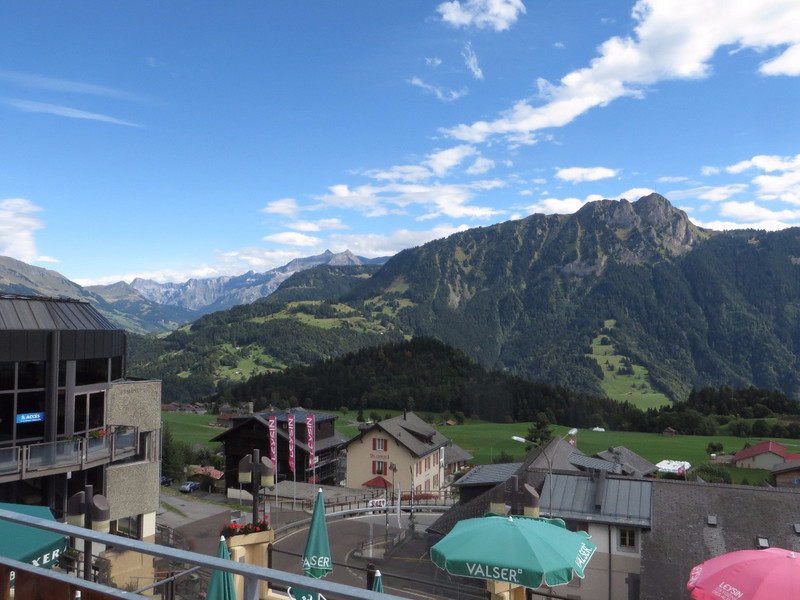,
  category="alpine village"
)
[3,194,800,600]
